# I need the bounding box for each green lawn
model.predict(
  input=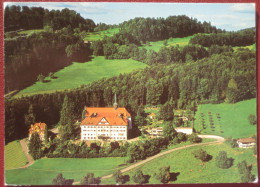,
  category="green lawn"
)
[142,36,194,52]
[5,141,28,170]
[84,28,119,41]
[16,56,147,97]
[194,99,257,139]
[5,157,127,185]
[101,143,257,184]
